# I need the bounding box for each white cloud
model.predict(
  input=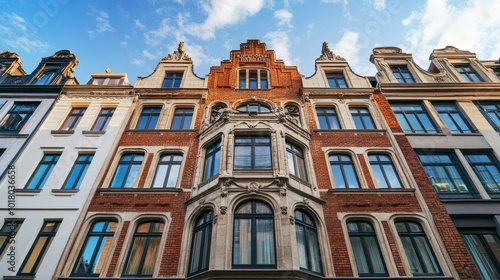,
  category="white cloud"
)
[144,18,171,46]
[134,19,146,30]
[264,31,295,65]
[88,6,114,36]
[403,0,500,64]
[372,0,385,10]
[274,9,293,27]
[332,30,360,67]
[183,43,220,74]
[130,58,145,66]
[184,0,266,40]
[0,12,48,53]
[142,50,157,60]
